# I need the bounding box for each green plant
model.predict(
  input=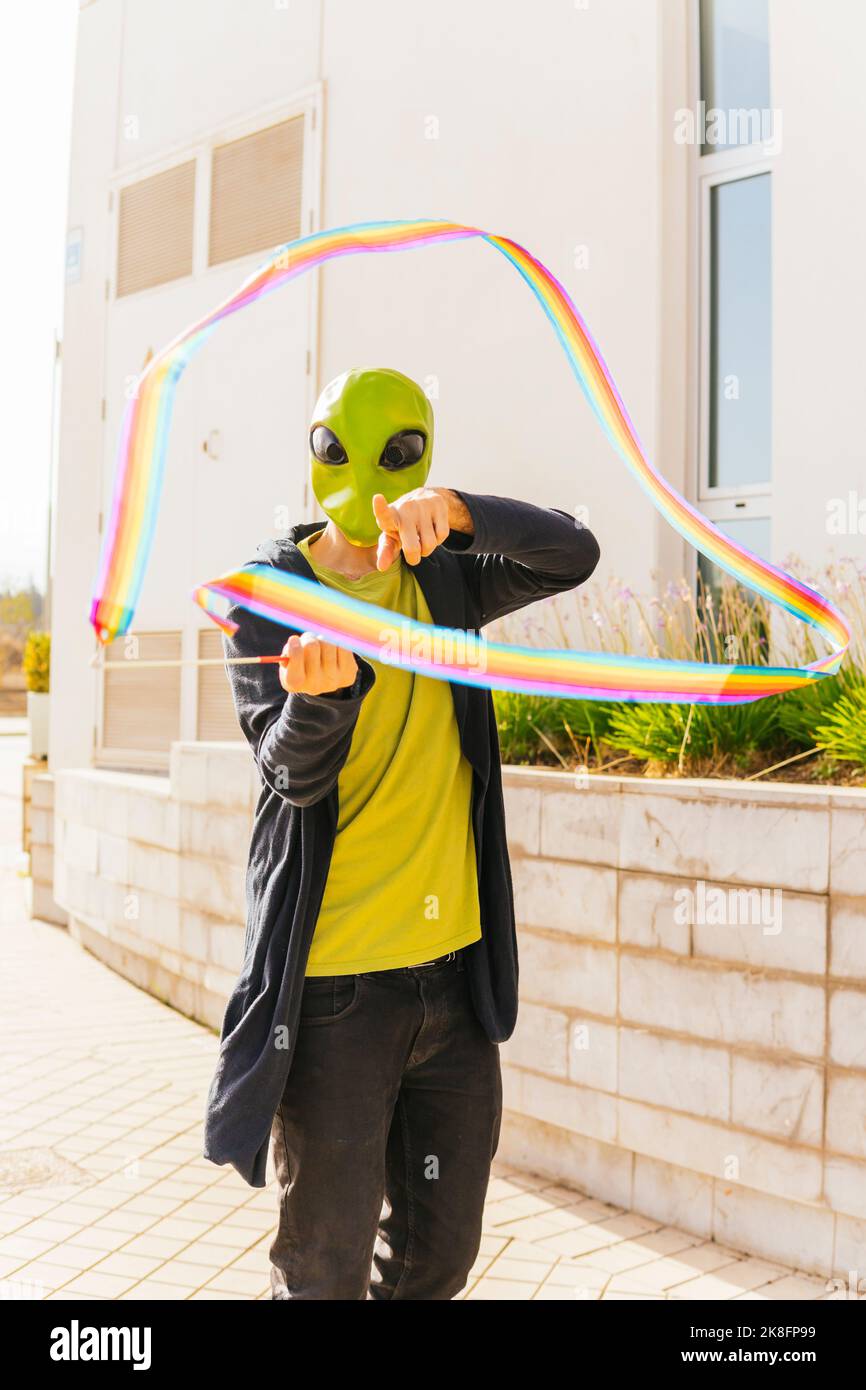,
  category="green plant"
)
[775,674,851,748]
[22,631,50,693]
[493,690,616,767]
[560,699,617,758]
[814,687,866,769]
[605,697,781,772]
